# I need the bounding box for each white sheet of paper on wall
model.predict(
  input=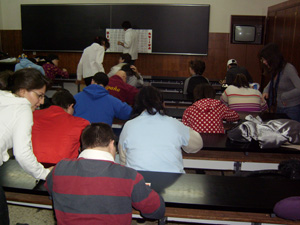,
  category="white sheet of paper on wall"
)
[106,28,152,53]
